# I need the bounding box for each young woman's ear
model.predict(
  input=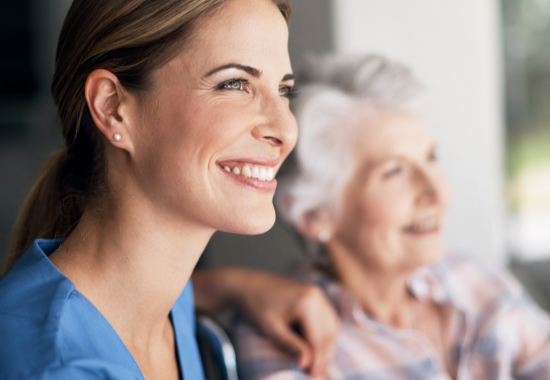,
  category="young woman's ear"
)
[296,209,334,243]
[85,69,136,154]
